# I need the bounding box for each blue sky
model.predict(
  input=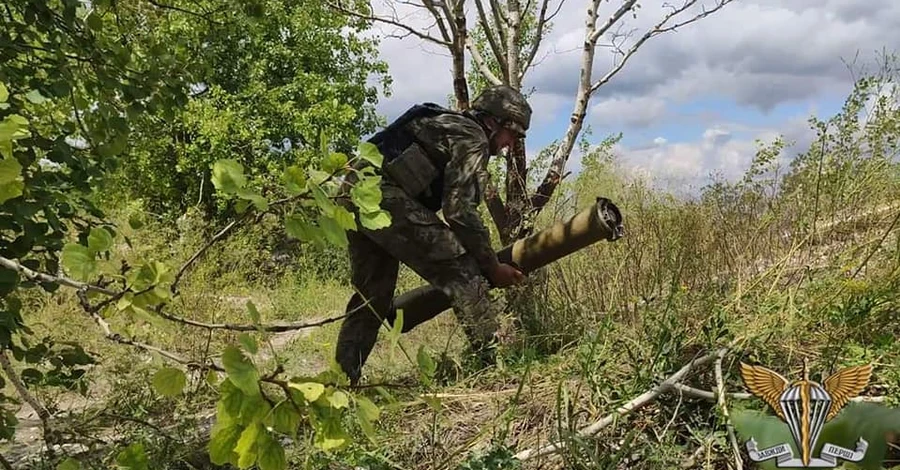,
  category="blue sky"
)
[362,0,899,192]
